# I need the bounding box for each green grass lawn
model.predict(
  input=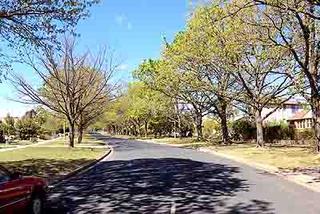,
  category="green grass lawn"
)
[0,138,108,183]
